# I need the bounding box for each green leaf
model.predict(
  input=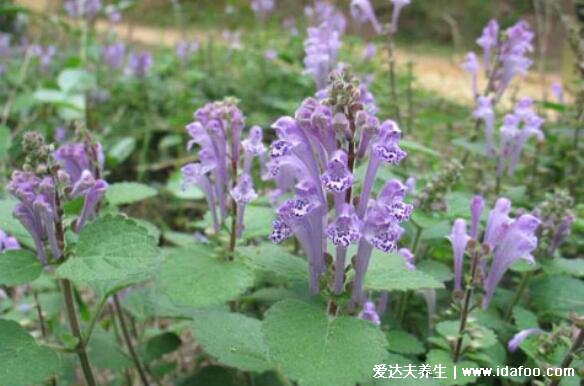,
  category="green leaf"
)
[144,332,182,363]
[0,319,60,386]
[365,251,444,292]
[159,247,254,308]
[417,260,453,283]
[530,275,584,318]
[542,257,584,278]
[0,125,11,158]
[263,299,388,386]
[511,306,539,330]
[57,215,160,294]
[122,286,196,322]
[239,243,308,283]
[109,137,136,164]
[57,68,95,93]
[106,182,158,206]
[400,140,441,158]
[88,326,131,370]
[452,138,485,157]
[0,249,42,285]
[192,310,270,372]
[387,330,425,355]
[178,366,239,386]
[426,349,479,385]
[242,205,275,239]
